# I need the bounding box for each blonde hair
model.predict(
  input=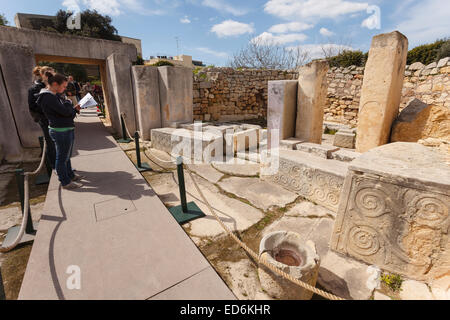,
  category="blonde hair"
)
[40,66,56,85]
[32,66,42,77]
